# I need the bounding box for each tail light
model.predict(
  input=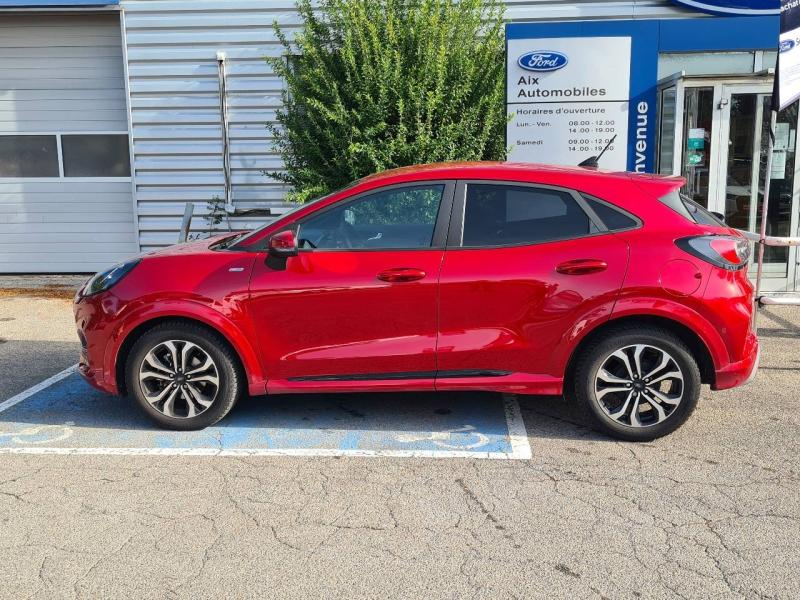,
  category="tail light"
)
[675,235,750,271]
